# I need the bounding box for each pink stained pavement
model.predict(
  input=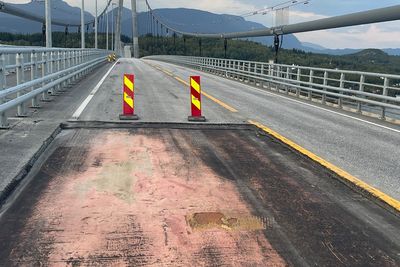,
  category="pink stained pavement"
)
[8,129,285,266]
